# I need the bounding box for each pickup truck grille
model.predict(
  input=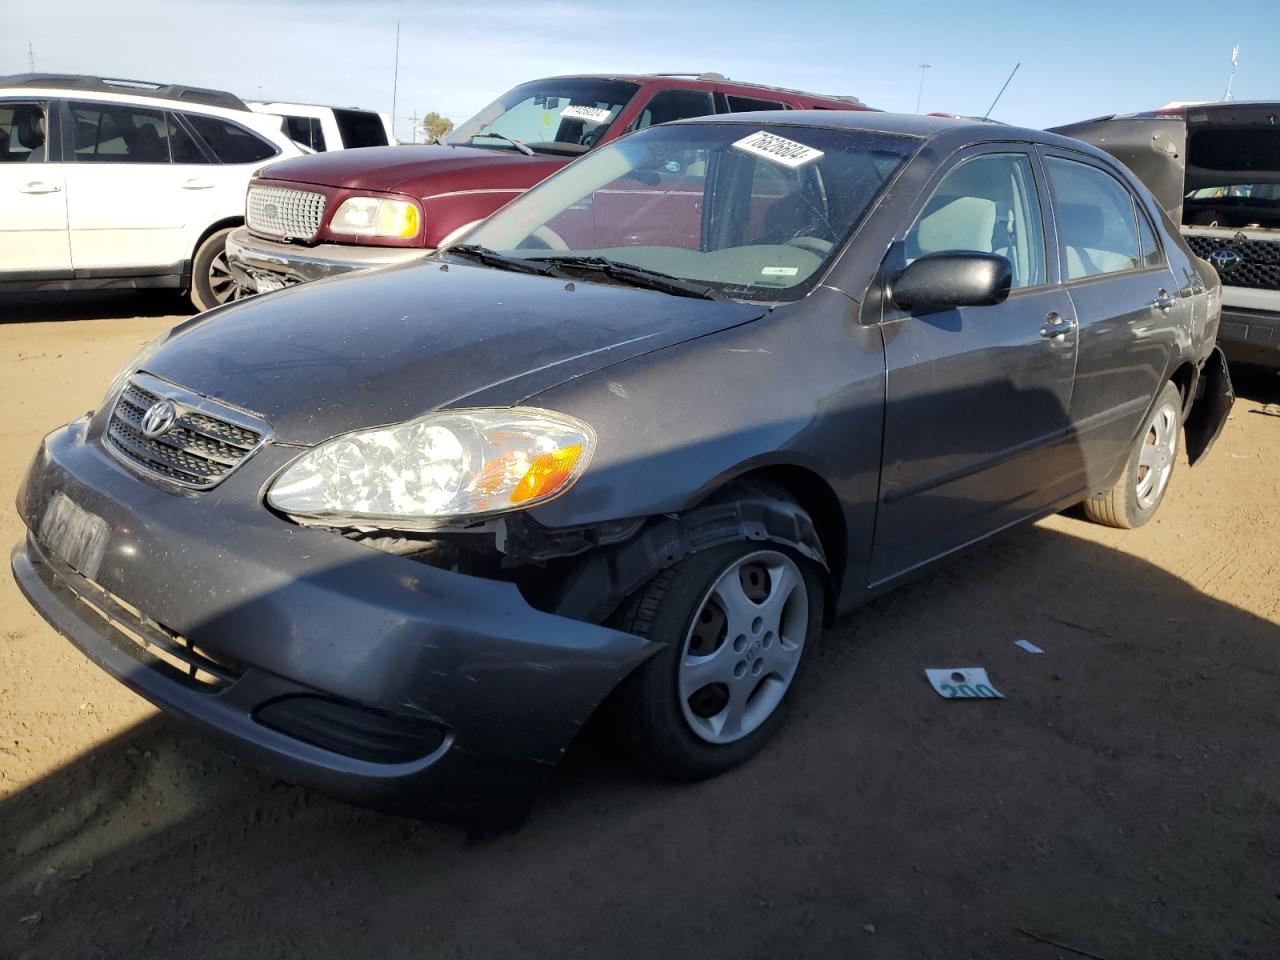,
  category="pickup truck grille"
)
[105,374,269,490]
[1186,233,1280,291]
[247,185,326,241]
